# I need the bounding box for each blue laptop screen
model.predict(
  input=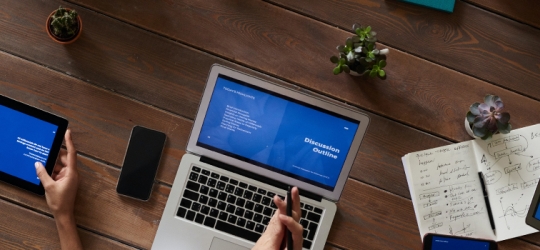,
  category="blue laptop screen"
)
[430,236,491,250]
[0,104,59,185]
[196,75,360,190]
